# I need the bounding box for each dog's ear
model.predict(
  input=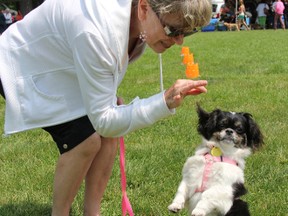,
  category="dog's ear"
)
[196,104,210,125]
[196,104,220,139]
[242,113,264,151]
[196,104,210,138]
[197,104,222,125]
